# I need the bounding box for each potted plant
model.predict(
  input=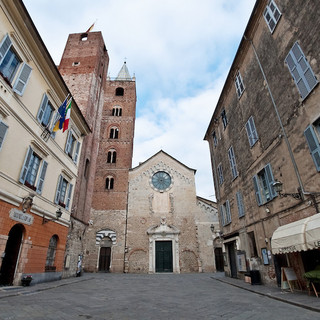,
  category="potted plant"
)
[21,275,32,286]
